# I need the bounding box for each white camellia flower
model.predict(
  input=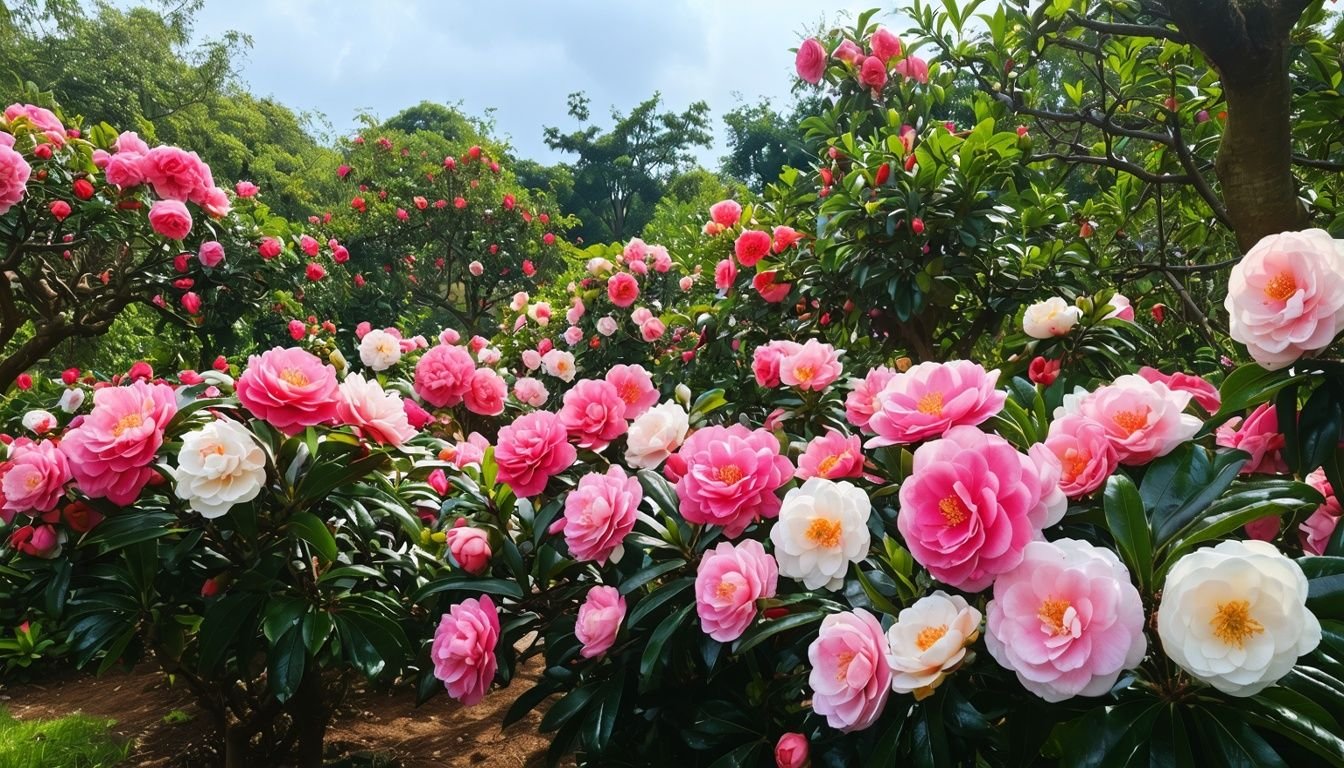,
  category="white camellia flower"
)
[624,401,689,469]
[1023,297,1082,339]
[1158,540,1321,697]
[358,329,403,372]
[770,478,871,590]
[57,387,85,414]
[541,349,577,382]
[170,418,268,518]
[21,409,56,434]
[886,591,982,700]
